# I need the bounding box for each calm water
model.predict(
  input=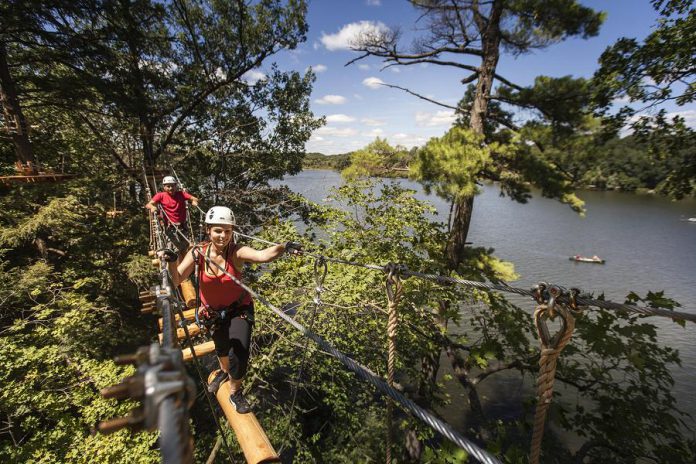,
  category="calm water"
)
[272,170,696,427]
